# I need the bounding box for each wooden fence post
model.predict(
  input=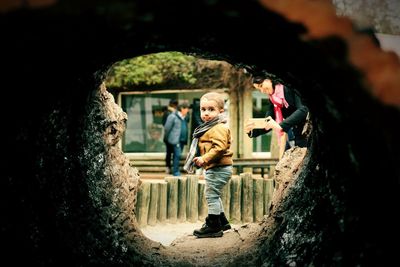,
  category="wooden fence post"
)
[165,176,178,223]
[186,175,199,222]
[147,182,159,226]
[241,172,254,222]
[229,175,241,223]
[157,181,168,224]
[263,178,274,216]
[221,179,231,219]
[253,177,264,222]
[177,176,187,222]
[198,180,207,221]
[136,181,151,227]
